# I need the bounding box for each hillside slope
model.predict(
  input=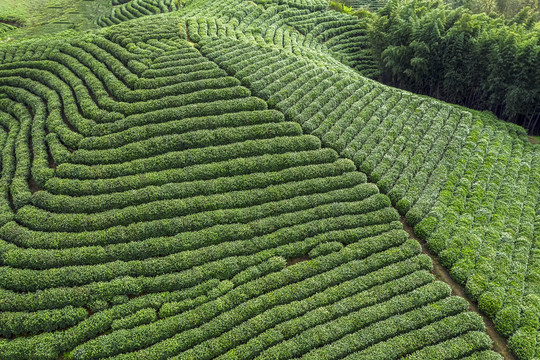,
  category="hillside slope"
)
[0,0,537,359]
